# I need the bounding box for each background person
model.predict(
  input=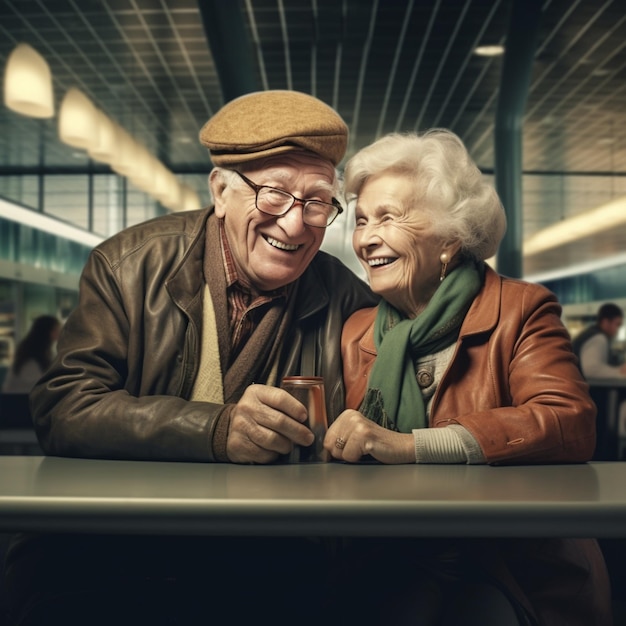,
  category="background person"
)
[1,315,61,395]
[322,130,611,626]
[5,90,378,626]
[572,302,626,379]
